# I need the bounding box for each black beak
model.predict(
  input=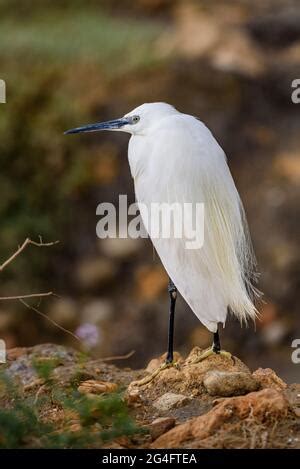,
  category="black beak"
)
[64,118,129,135]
